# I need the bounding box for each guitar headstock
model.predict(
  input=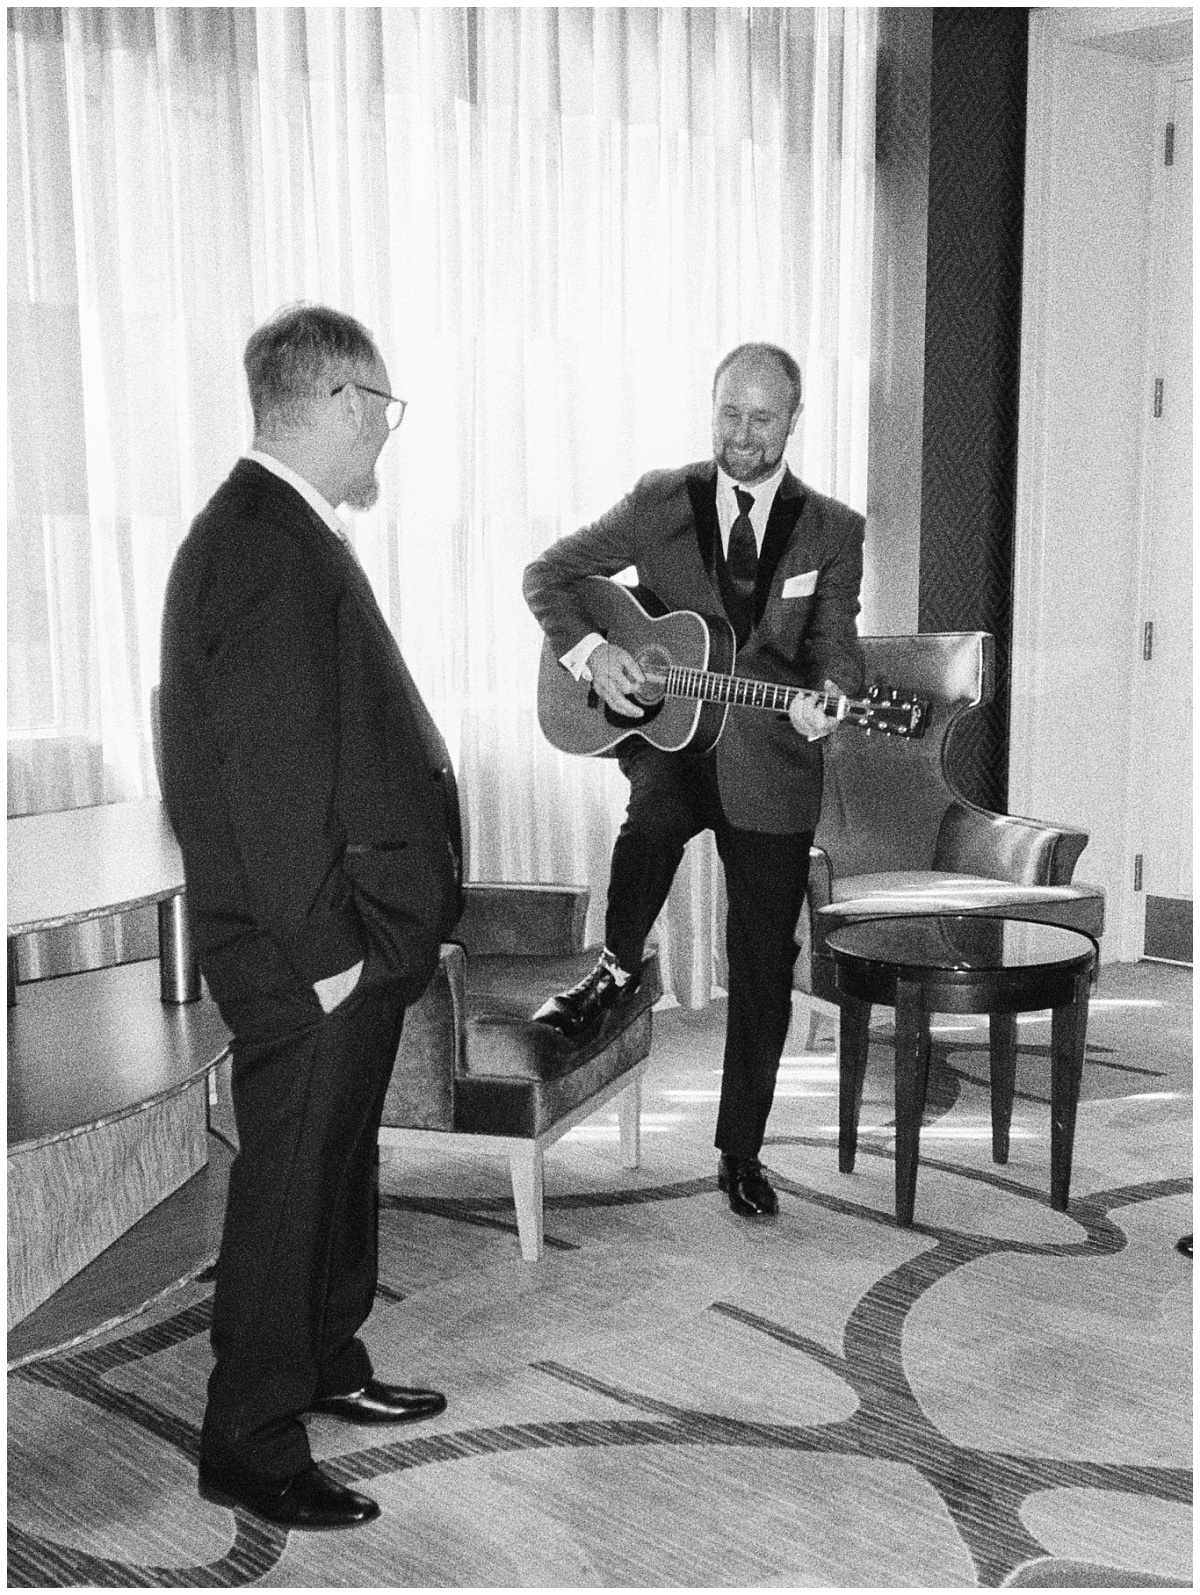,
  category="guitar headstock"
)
[843,679,930,739]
